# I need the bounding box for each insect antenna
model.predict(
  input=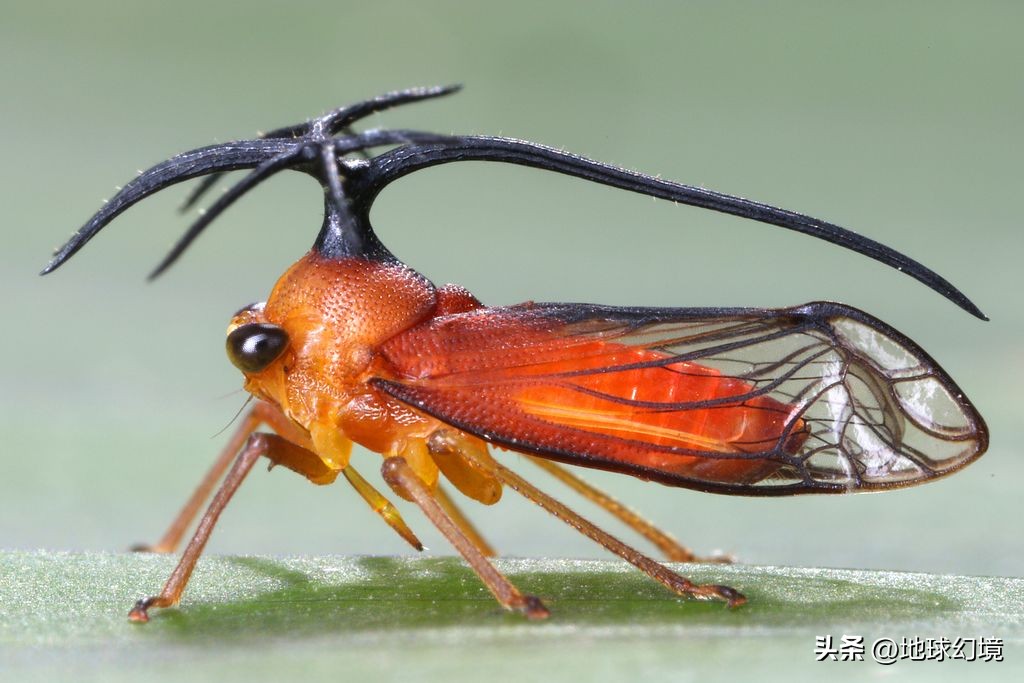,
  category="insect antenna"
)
[348,137,986,320]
